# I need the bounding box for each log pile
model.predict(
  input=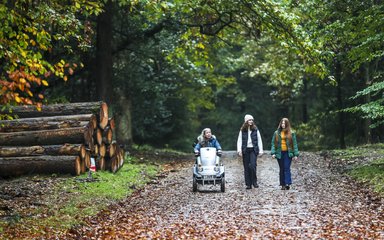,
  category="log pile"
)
[0,102,125,178]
